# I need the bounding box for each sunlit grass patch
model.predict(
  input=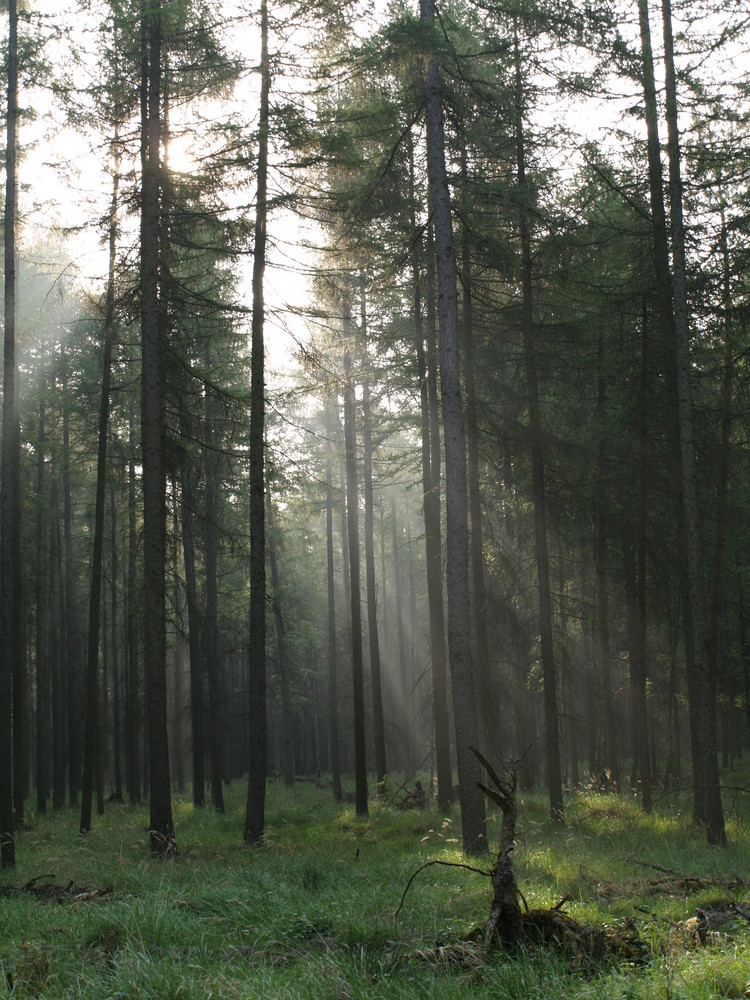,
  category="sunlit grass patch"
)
[2,767,750,999]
